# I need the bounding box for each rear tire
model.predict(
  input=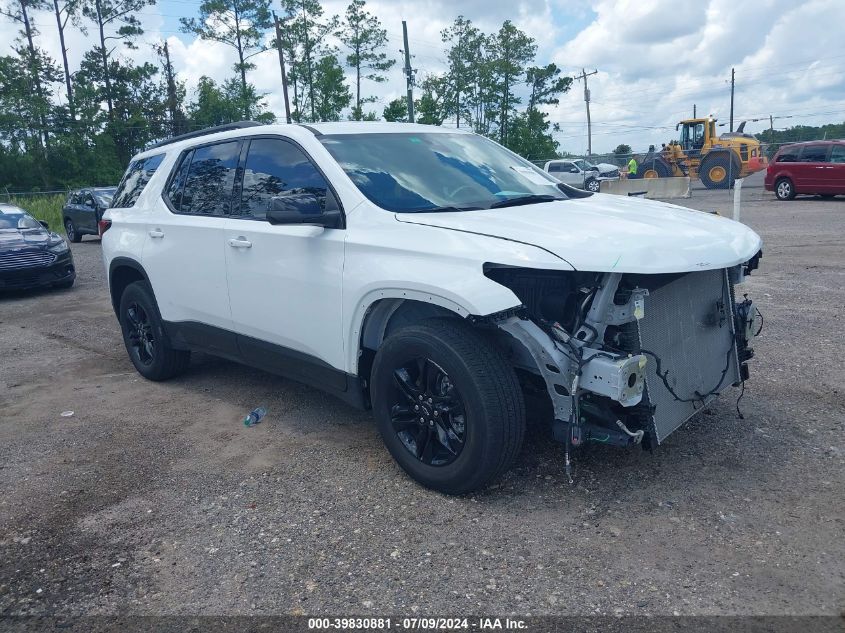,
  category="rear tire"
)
[700,152,739,189]
[774,177,795,200]
[119,281,190,381]
[371,319,525,495]
[65,219,82,243]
